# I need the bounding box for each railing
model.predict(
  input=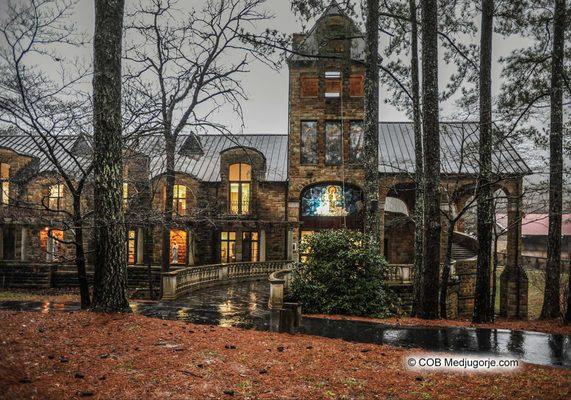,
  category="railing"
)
[268,263,423,310]
[162,260,293,300]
